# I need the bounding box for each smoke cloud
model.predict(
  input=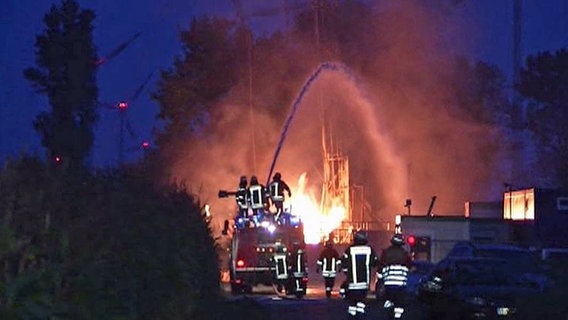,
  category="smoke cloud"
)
[166,0,508,232]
